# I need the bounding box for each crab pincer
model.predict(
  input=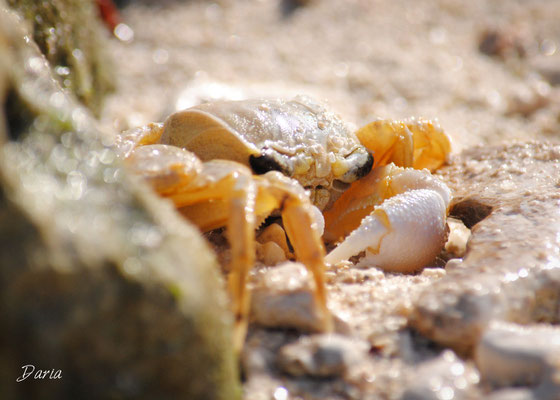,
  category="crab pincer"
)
[324,164,451,272]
